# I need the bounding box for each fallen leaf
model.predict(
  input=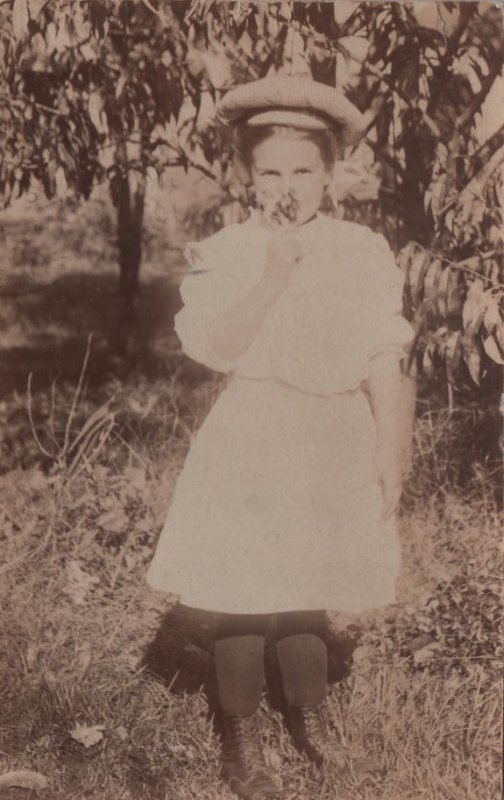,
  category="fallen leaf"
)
[330,746,348,769]
[124,552,138,571]
[76,641,92,677]
[0,770,48,789]
[64,560,100,606]
[115,725,128,742]
[123,464,147,492]
[123,654,140,672]
[96,507,128,534]
[26,642,38,671]
[34,734,52,749]
[407,634,435,652]
[24,468,48,491]
[352,645,373,662]
[264,749,282,771]
[69,723,105,749]
[413,642,441,665]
